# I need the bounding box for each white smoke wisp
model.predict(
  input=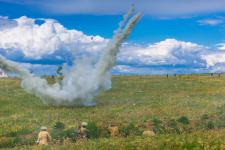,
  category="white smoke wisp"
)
[114,7,135,34]
[0,8,142,106]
